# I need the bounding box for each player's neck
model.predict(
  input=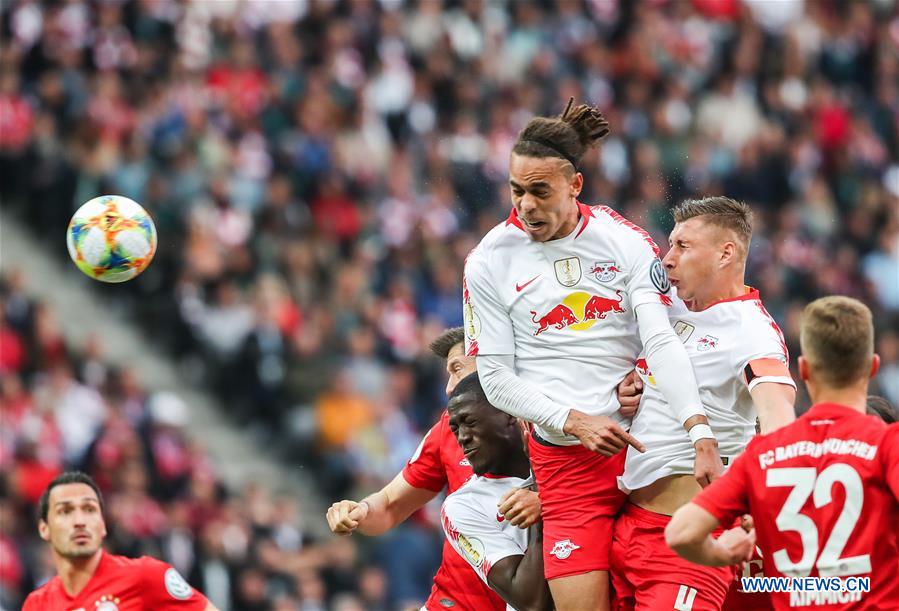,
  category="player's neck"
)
[809,386,868,414]
[486,453,531,480]
[686,277,746,312]
[56,548,103,597]
[550,199,580,240]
